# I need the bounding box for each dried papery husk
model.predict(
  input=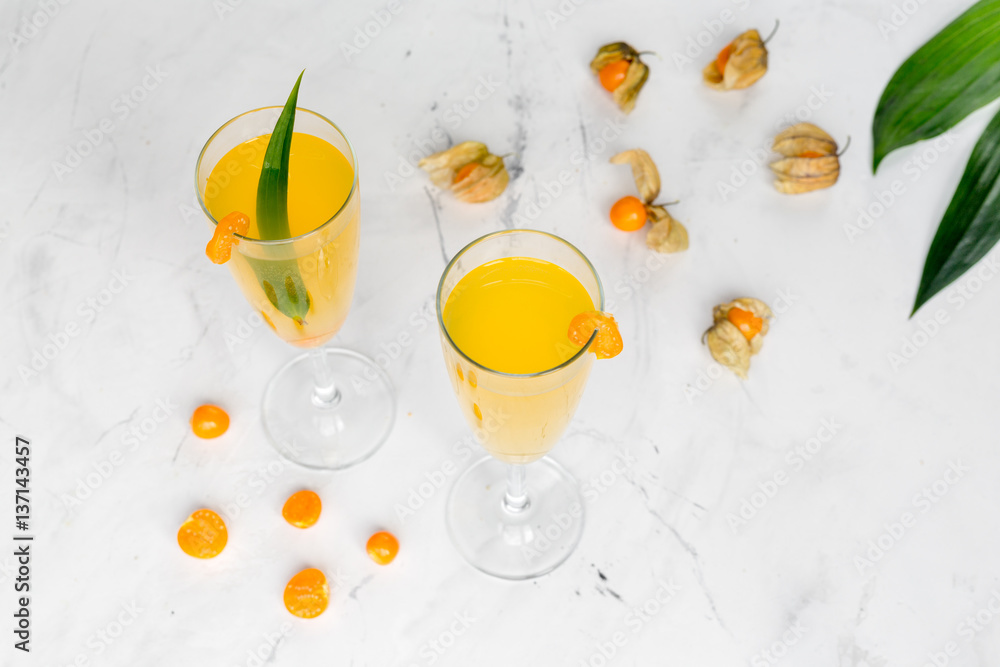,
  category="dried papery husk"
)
[705,320,753,378]
[590,42,636,74]
[419,142,487,187]
[610,149,660,203]
[769,123,841,194]
[770,158,840,193]
[705,298,772,377]
[773,123,837,157]
[703,29,768,91]
[608,149,689,250]
[614,59,649,114]
[451,153,509,202]
[418,141,510,203]
[712,298,772,354]
[645,205,688,253]
[590,42,650,114]
[711,297,773,324]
